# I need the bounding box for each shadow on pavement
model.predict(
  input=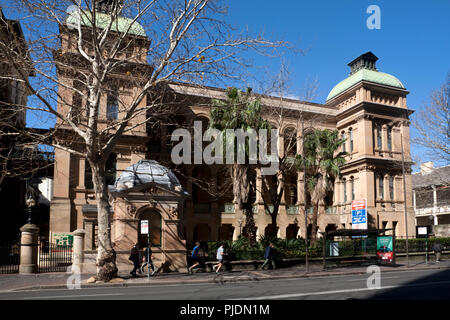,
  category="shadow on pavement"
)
[367,266,450,299]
